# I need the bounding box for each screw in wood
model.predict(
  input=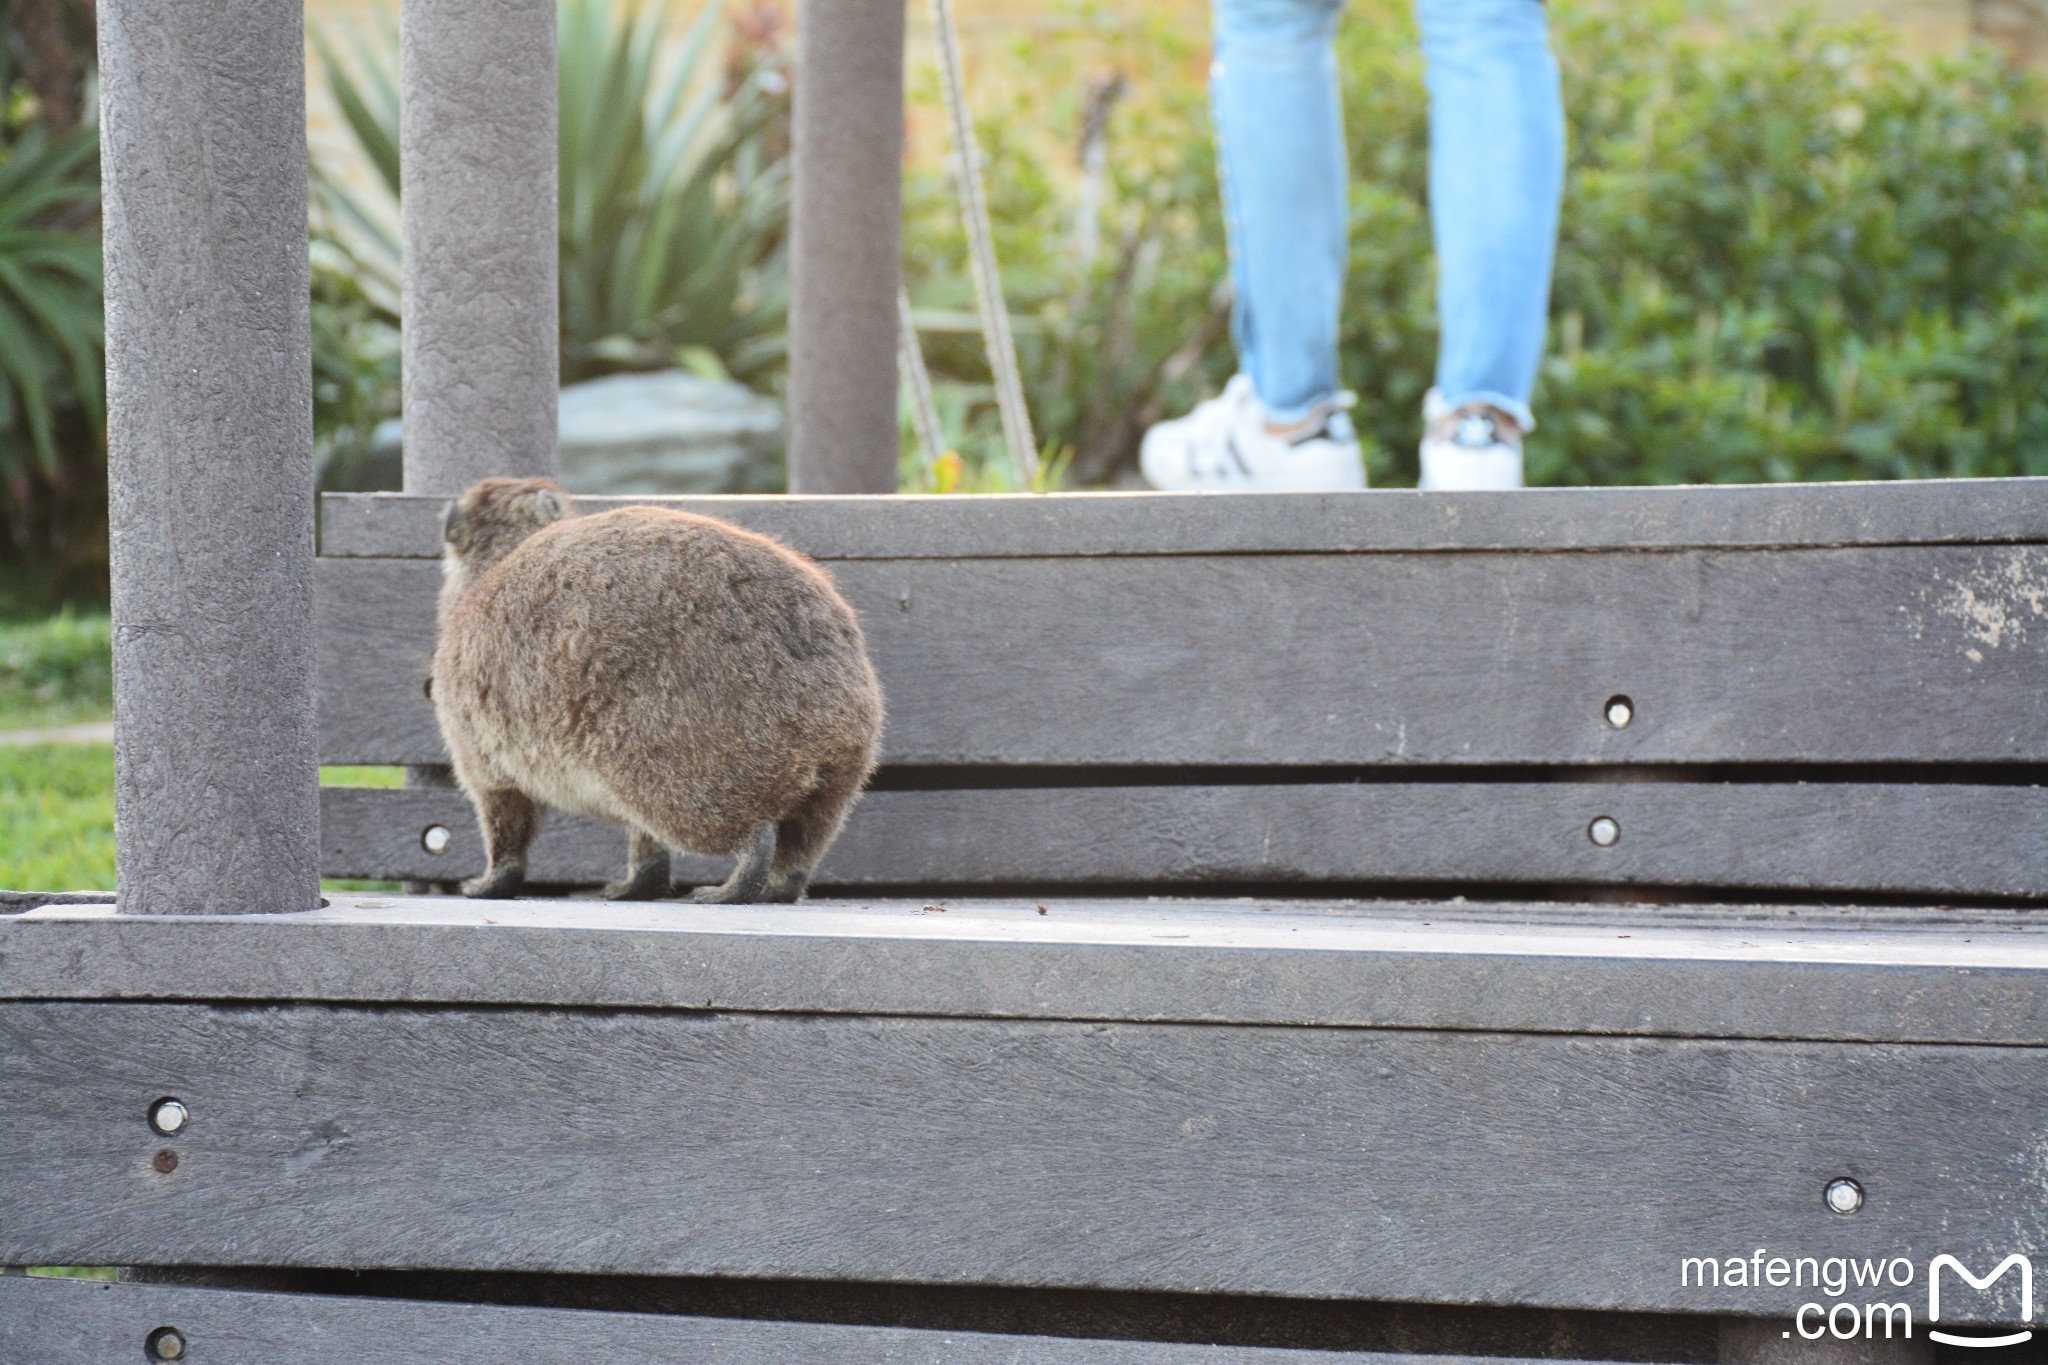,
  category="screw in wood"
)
[1824,1177,1864,1215]
[146,1326,186,1360]
[1604,695,1634,728]
[1588,816,1621,847]
[148,1097,188,1136]
[422,825,452,855]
